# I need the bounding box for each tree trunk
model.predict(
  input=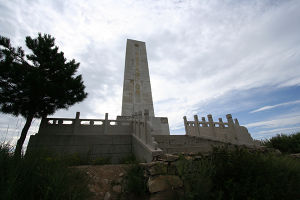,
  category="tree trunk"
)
[14,113,34,159]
